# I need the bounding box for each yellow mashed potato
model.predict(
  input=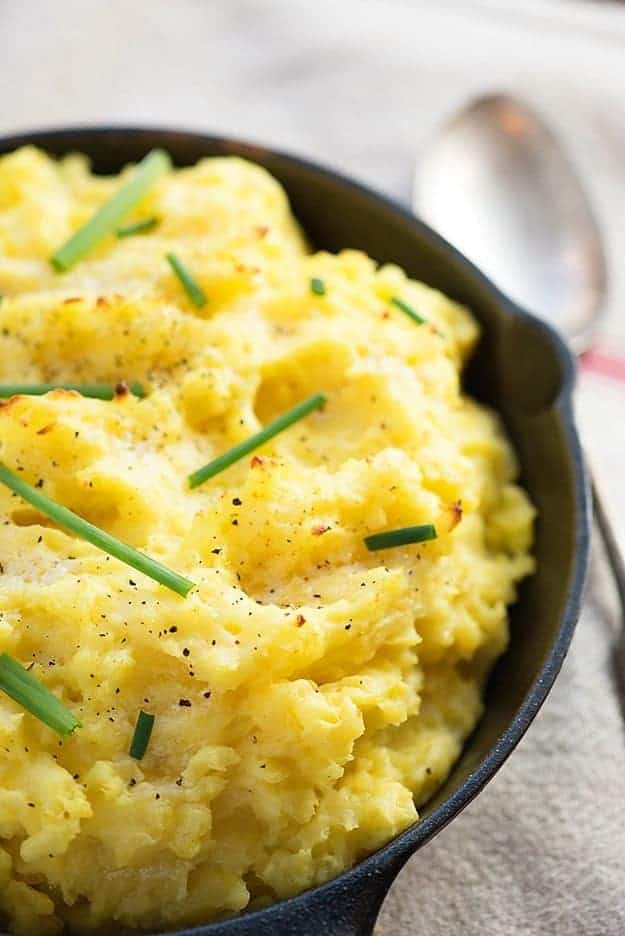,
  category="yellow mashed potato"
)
[0,147,534,934]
